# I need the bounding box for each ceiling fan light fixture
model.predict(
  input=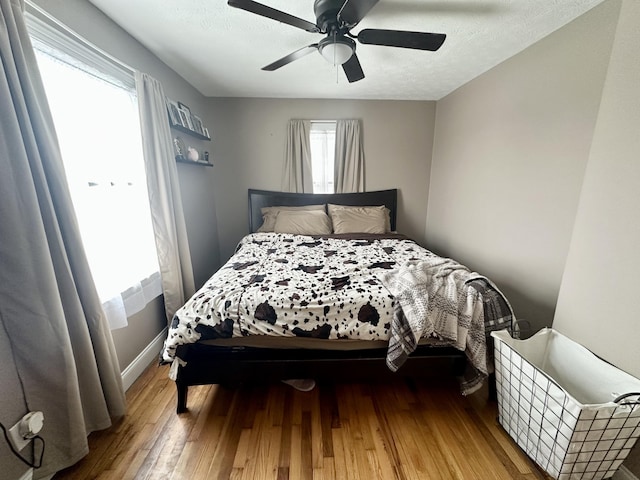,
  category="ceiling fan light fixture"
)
[318,35,354,66]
